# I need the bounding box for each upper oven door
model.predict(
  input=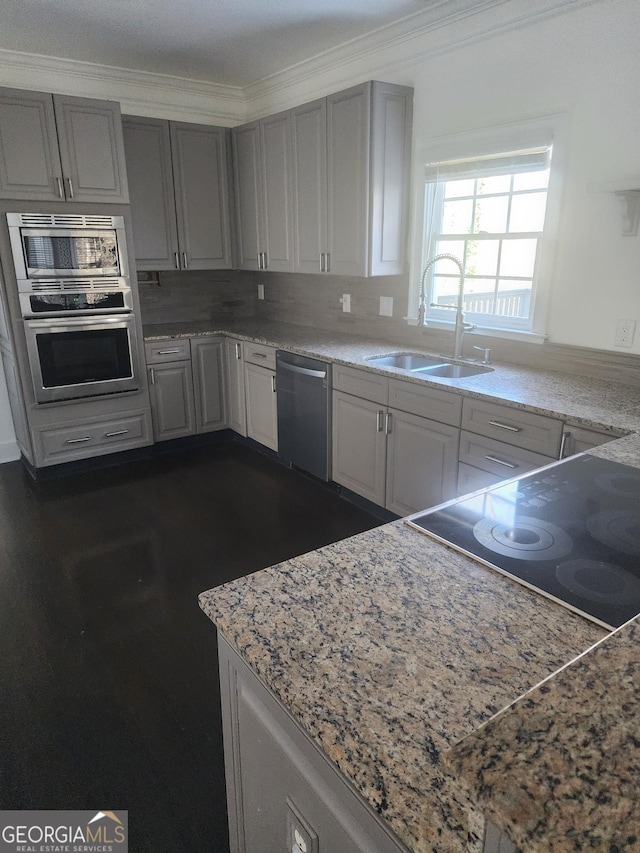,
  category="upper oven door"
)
[15,228,122,278]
